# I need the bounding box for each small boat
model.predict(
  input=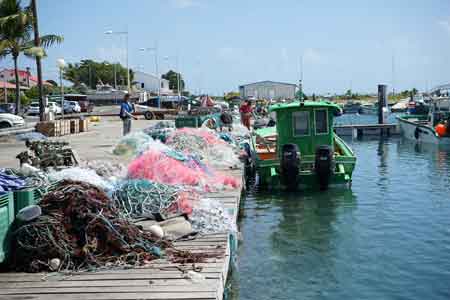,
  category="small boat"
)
[342,101,362,114]
[250,99,356,190]
[397,97,450,145]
